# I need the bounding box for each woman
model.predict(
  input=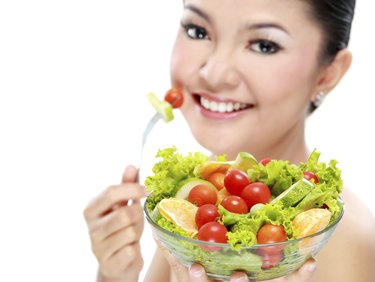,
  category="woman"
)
[84,0,375,281]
